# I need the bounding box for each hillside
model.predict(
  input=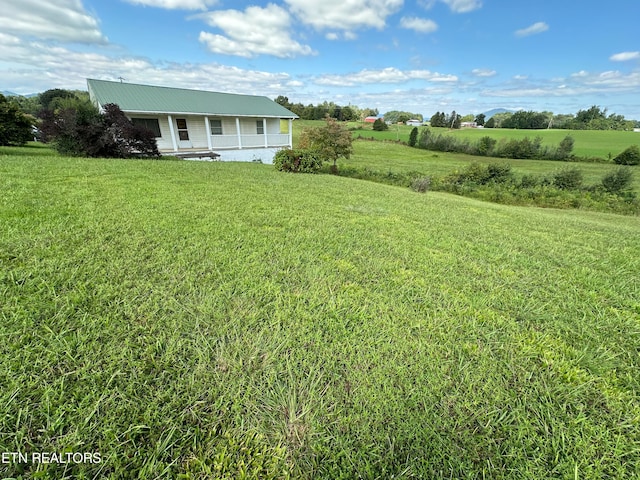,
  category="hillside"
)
[1,146,639,478]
